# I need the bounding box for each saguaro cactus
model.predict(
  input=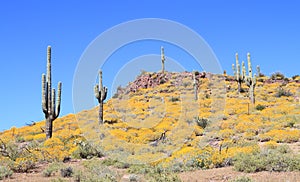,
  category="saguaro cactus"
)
[245,53,257,104]
[94,70,108,124]
[193,71,199,101]
[42,46,62,139]
[256,65,261,77]
[232,53,246,93]
[161,46,165,73]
